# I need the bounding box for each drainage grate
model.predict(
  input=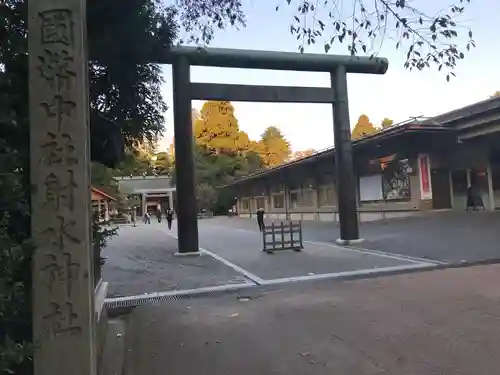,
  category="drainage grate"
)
[105,283,257,309]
